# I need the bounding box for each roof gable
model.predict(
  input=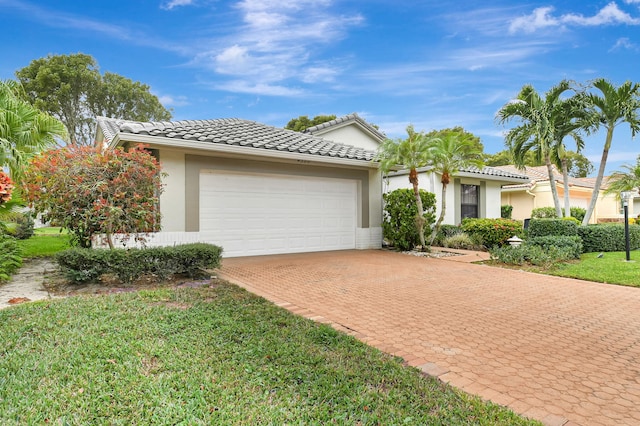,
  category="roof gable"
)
[304,113,387,143]
[96,117,377,163]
